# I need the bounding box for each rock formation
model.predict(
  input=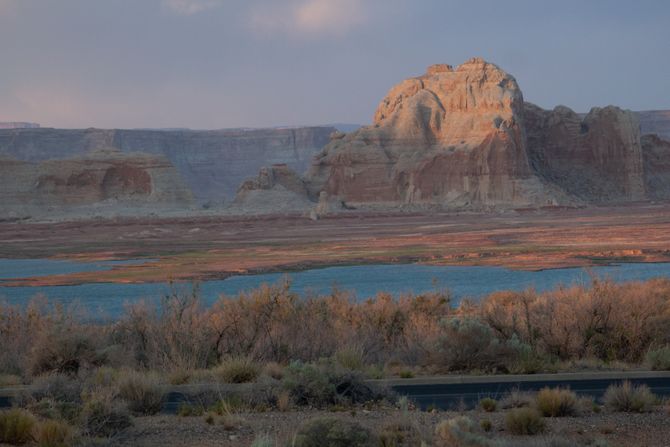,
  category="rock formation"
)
[0,150,194,218]
[305,58,560,208]
[232,164,312,213]
[525,104,645,202]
